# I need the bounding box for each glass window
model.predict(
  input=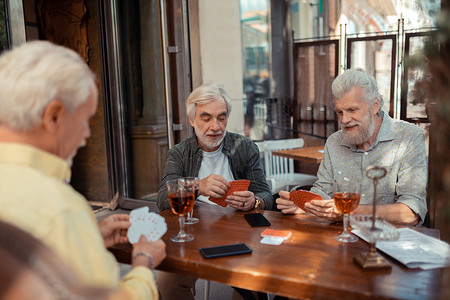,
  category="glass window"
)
[404,34,431,120]
[347,37,395,115]
[116,0,168,200]
[240,0,271,140]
